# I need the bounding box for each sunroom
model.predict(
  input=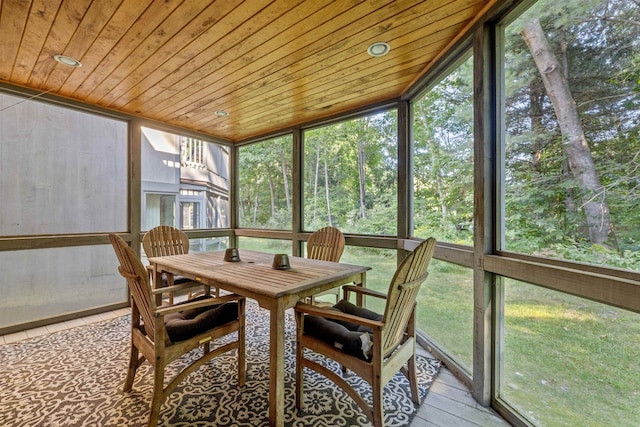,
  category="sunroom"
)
[1,1,638,426]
